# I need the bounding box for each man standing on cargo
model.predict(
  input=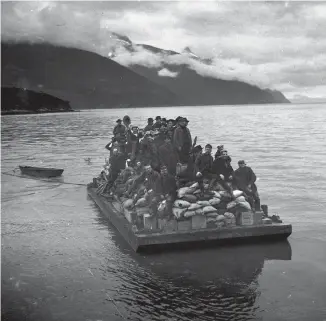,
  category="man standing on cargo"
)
[144,118,154,132]
[113,119,126,136]
[112,119,127,153]
[234,160,261,211]
[153,116,162,130]
[129,126,140,165]
[173,117,192,164]
[158,136,178,175]
[105,148,126,193]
